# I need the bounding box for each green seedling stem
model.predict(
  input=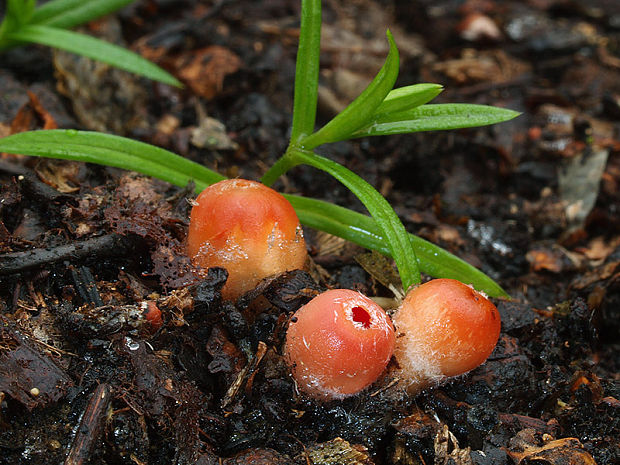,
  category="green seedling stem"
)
[0,0,518,297]
[290,0,321,143]
[0,0,181,86]
[264,148,421,291]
